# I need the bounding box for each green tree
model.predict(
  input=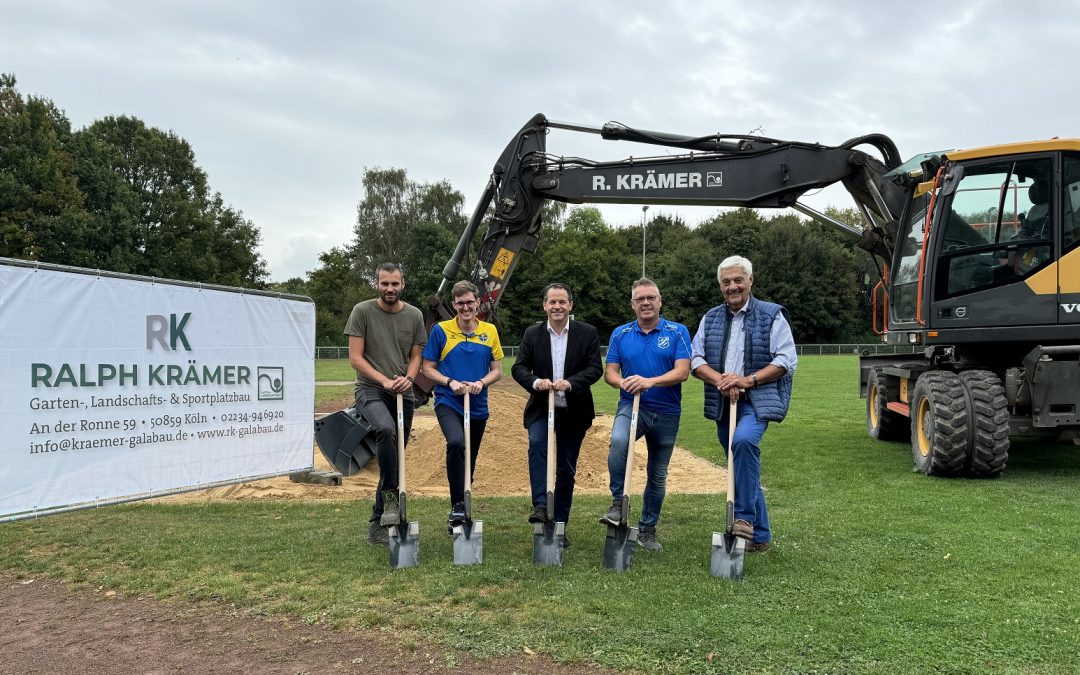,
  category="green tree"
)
[648,232,722,329]
[502,206,636,343]
[642,209,767,331]
[696,208,765,258]
[69,116,267,286]
[753,214,861,343]
[0,74,87,259]
[268,277,307,296]
[402,219,460,310]
[305,246,374,346]
[351,167,467,287]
